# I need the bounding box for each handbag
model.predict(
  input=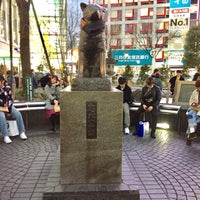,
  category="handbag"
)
[7,120,19,137]
[54,102,60,112]
[50,95,59,105]
[191,105,200,111]
[0,106,9,112]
